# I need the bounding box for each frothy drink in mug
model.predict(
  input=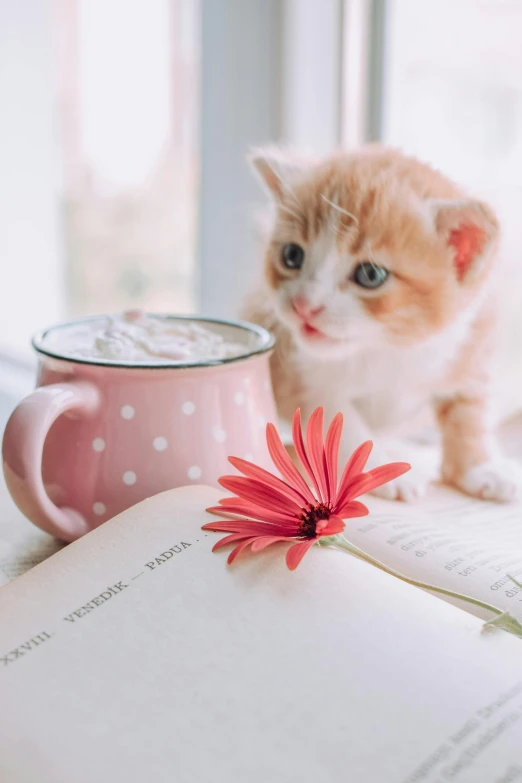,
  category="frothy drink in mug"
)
[2,314,277,542]
[43,311,247,364]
